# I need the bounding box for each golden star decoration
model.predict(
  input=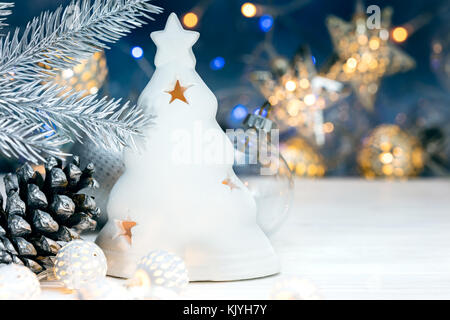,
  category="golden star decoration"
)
[114,219,137,245]
[222,176,240,191]
[166,80,190,104]
[251,47,347,143]
[324,3,415,110]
